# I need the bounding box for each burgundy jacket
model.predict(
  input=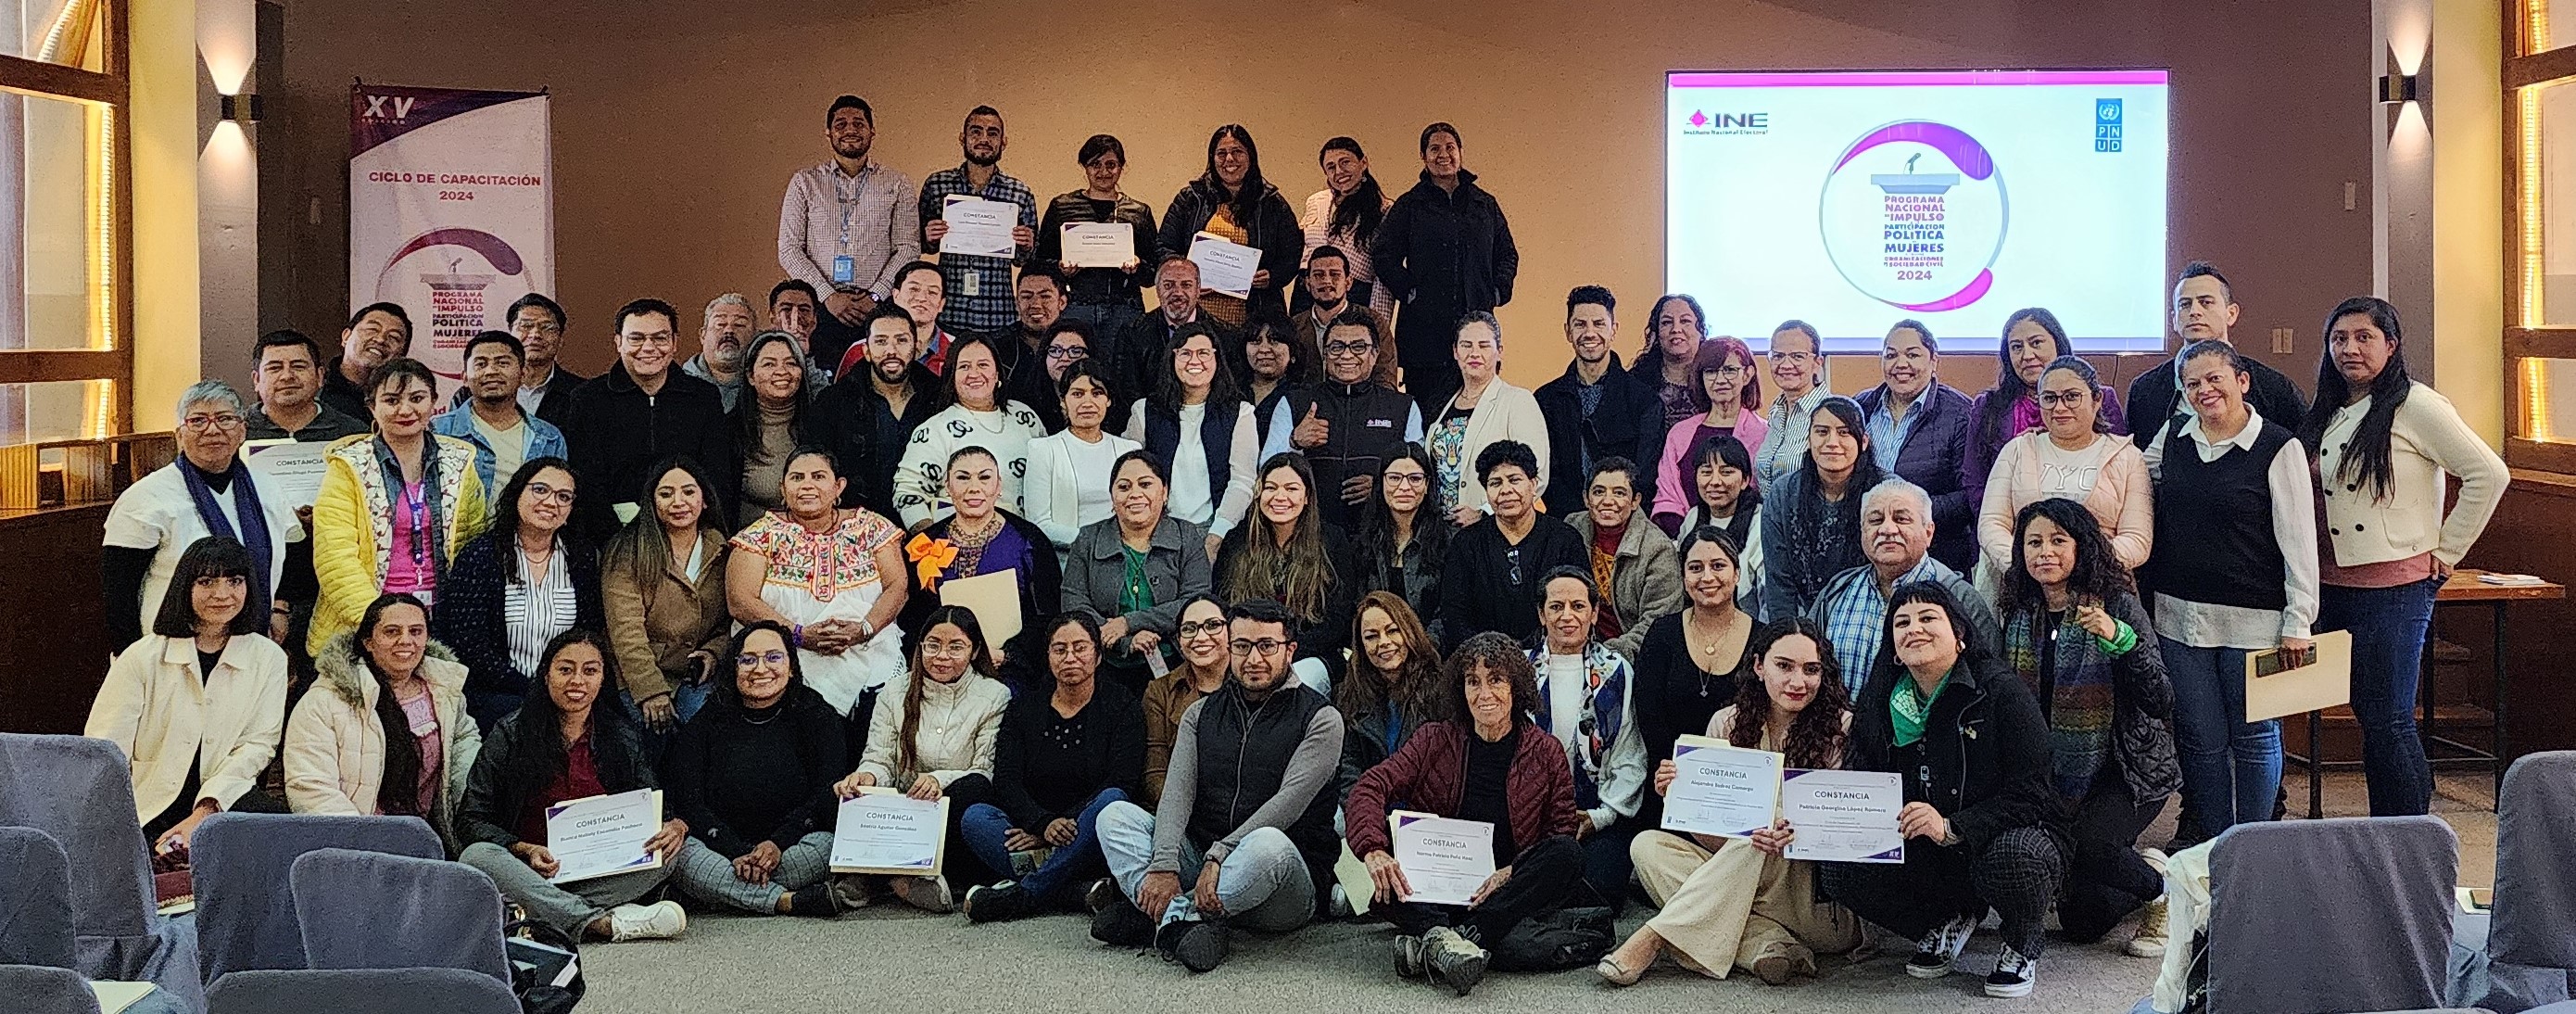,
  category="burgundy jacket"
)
[1344,718,1583,863]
